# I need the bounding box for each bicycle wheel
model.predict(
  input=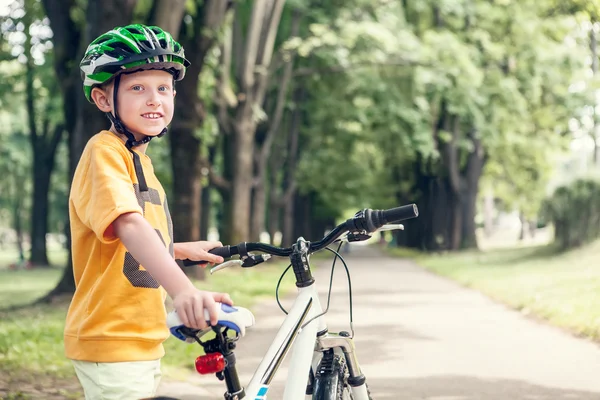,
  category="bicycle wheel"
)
[312,349,372,400]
